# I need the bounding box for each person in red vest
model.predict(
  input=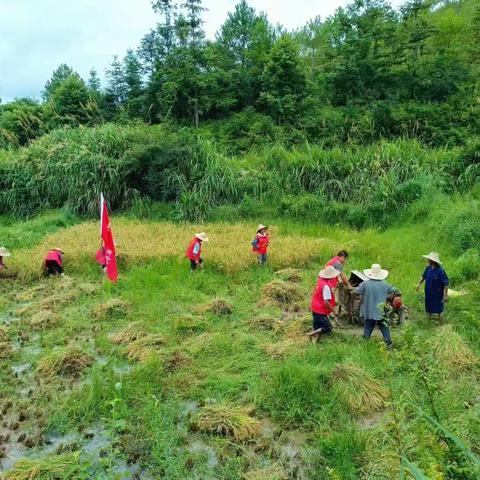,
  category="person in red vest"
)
[252,224,269,266]
[44,248,64,276]
[326,250,351,289]
[308,265,341,341]
[186,232,208,271]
